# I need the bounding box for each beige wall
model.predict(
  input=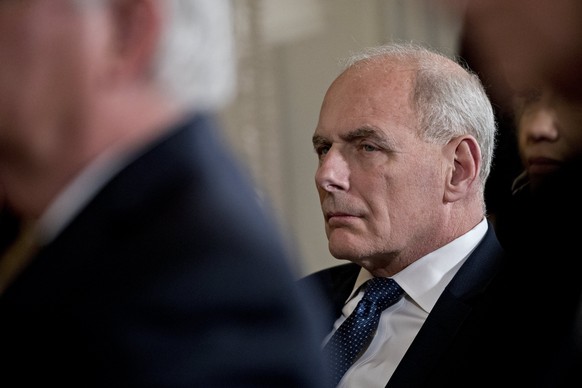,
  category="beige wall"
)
[222,0,463,276]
